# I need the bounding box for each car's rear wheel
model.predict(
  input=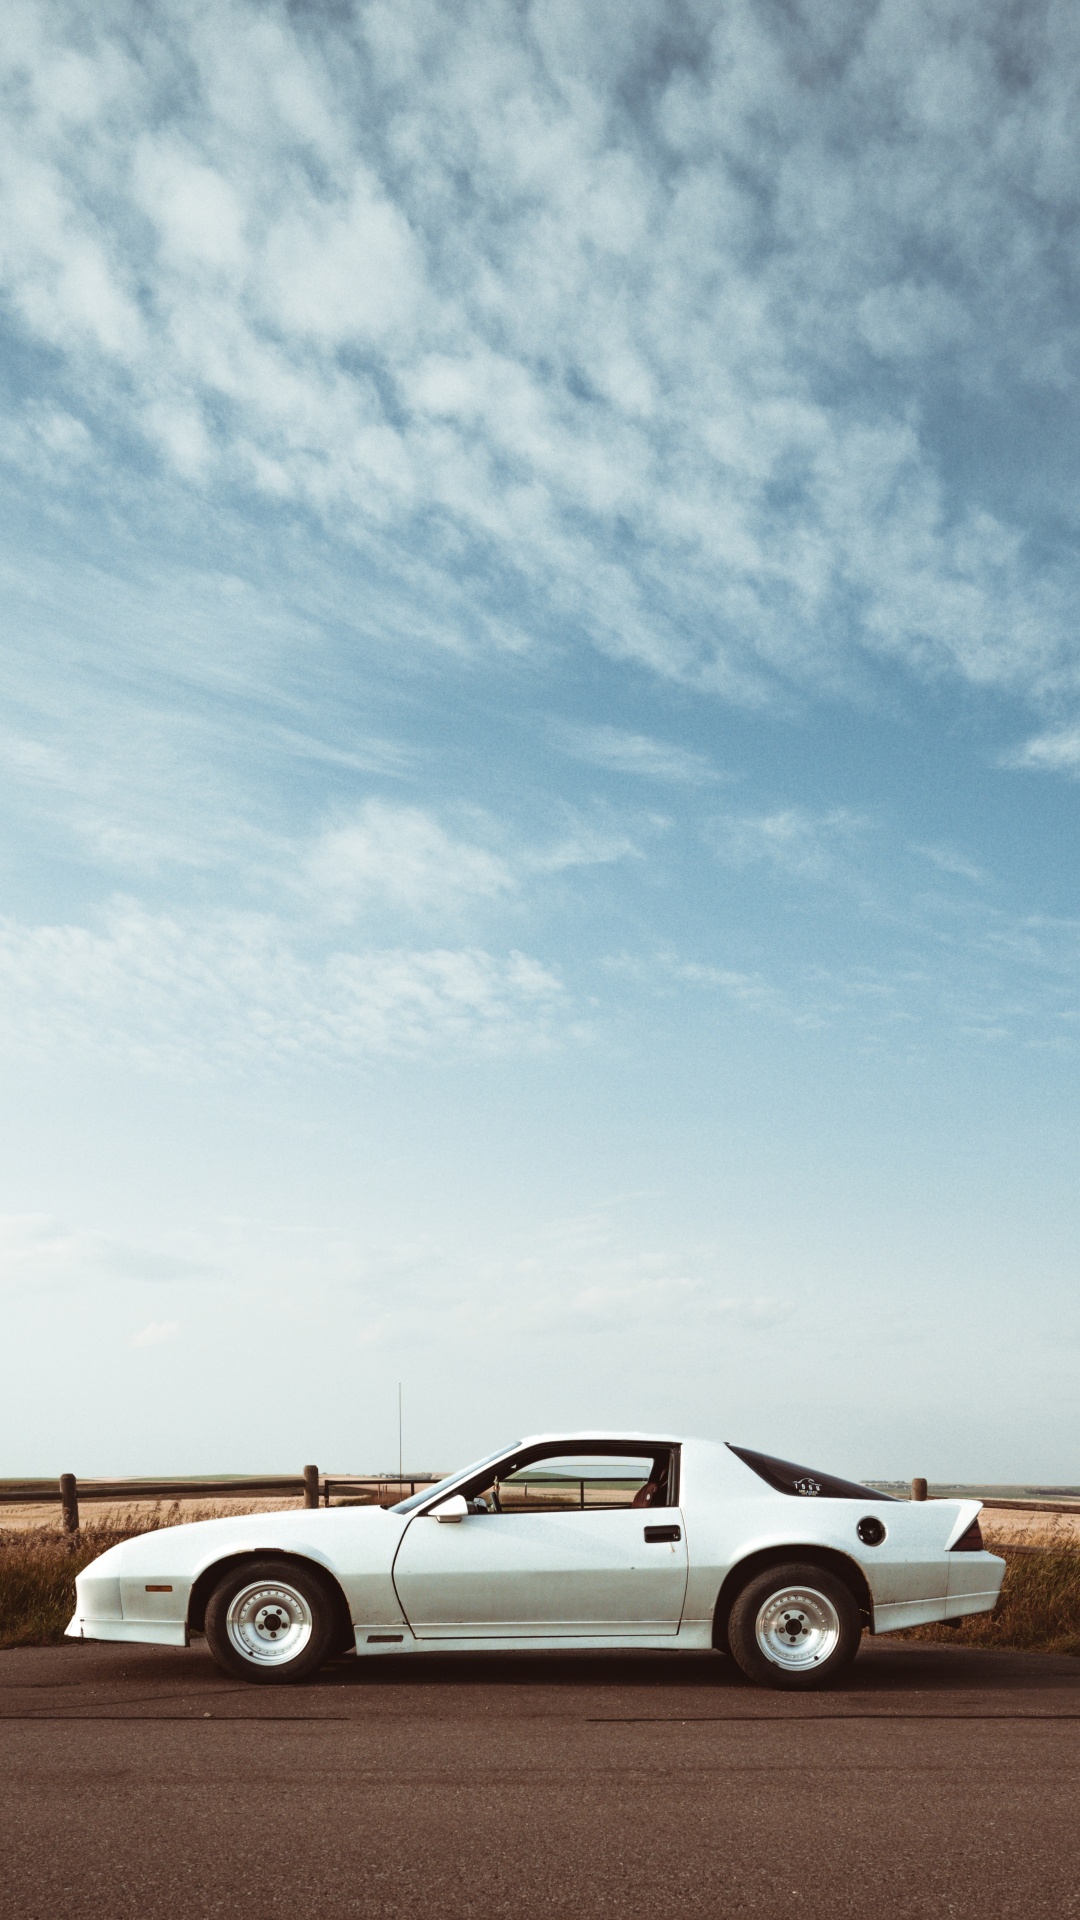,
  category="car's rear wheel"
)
[204,1558,339,1684]
[727,1561,861,1690]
